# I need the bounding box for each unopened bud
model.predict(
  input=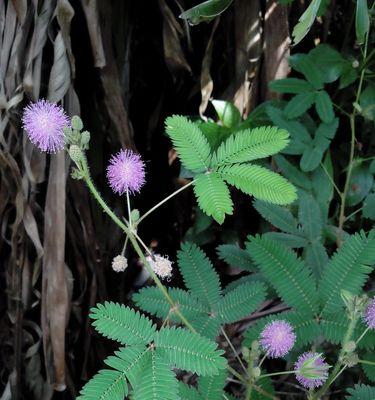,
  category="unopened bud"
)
[71,115,83,131]
[69,145,84,164]
[80,130,91,148]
